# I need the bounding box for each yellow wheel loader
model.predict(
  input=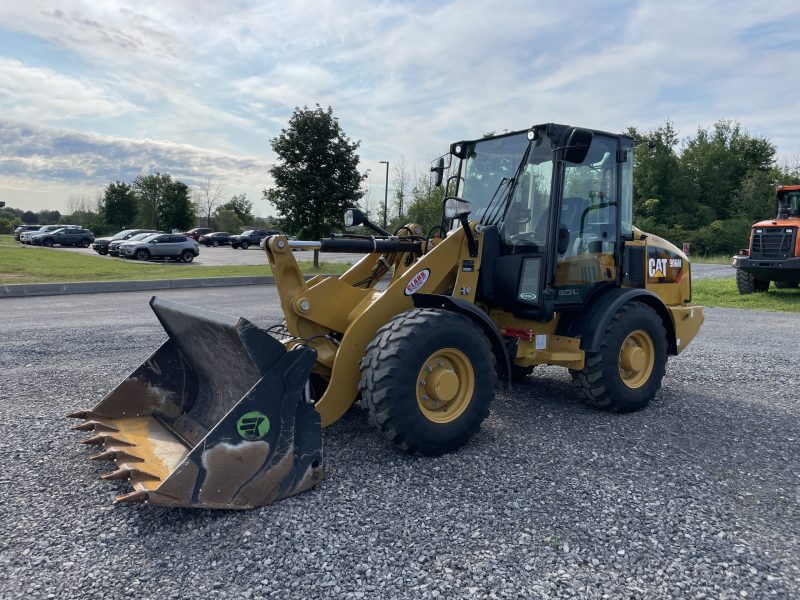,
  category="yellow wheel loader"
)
[69,123,704,509]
